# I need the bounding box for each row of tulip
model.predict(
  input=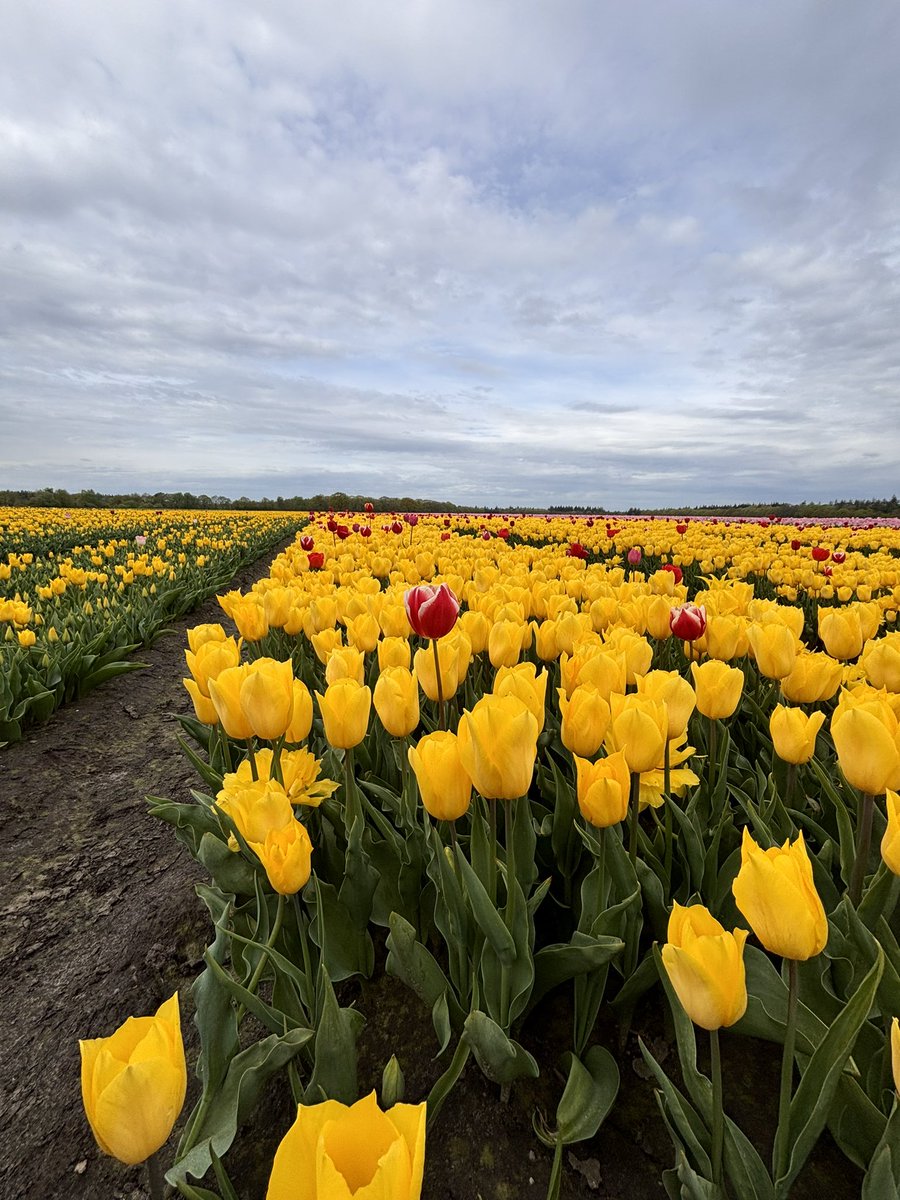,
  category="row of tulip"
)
[80,511,900,1199]
[0,507,305,742]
